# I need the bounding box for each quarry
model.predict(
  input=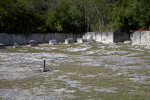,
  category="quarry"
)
[1,0,150,99]
[0,31,150,99]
